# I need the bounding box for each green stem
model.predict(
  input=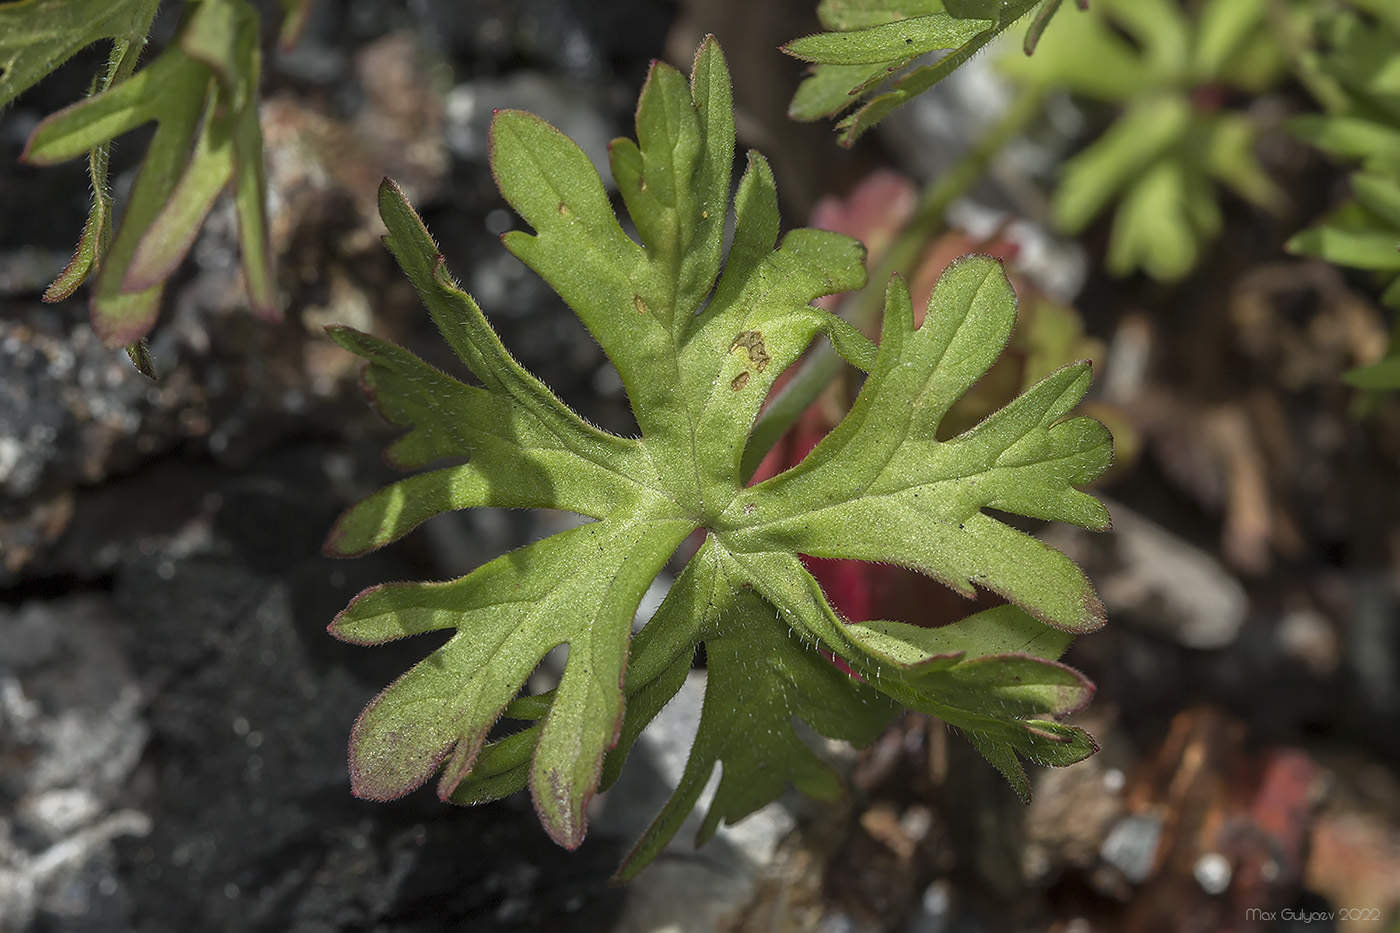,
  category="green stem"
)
[741,87,1046,482]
